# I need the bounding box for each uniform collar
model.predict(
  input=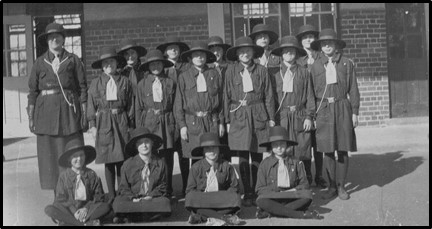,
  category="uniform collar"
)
[134,154,159,169]
[235,61,256,73]
[202,157,224,173]
[148,73,167,82]
[281,61,298,73]
[190,65,209,76]
[318,51,342,64]
[268,154,295,167]
[102,72,121,81]
[46,49,72,62]
[66,167,90,180]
